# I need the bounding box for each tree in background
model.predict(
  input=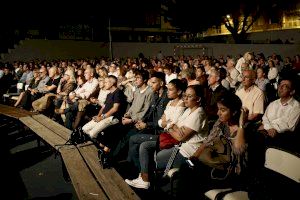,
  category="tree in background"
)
[223,0,300,43]
[169,0,300,43]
